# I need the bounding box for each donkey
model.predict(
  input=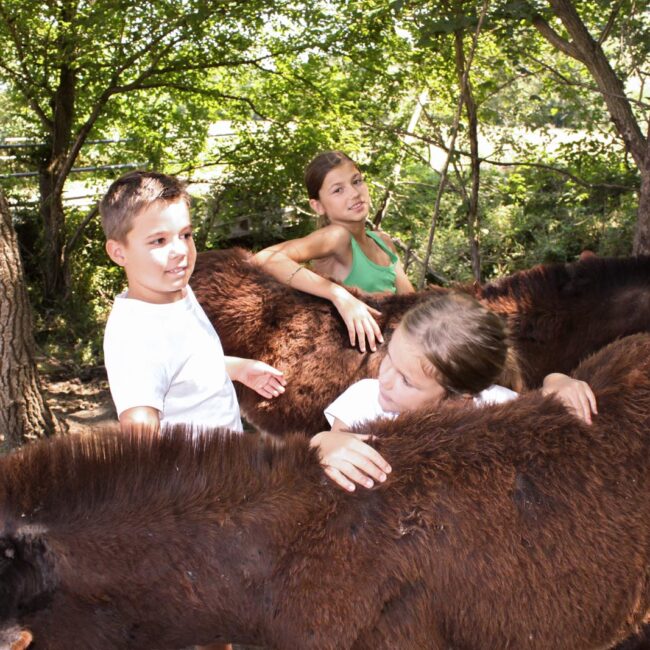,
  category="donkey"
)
[1,334,650,649]
[191,248,650,435]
